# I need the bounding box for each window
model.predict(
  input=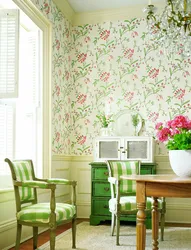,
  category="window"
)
[0,0,51,188]
[0,9,19,98]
